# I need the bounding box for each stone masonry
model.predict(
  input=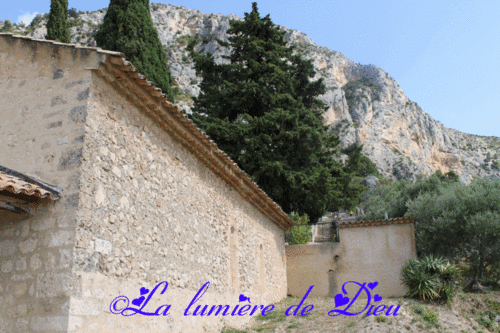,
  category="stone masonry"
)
[0,33,293,332]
